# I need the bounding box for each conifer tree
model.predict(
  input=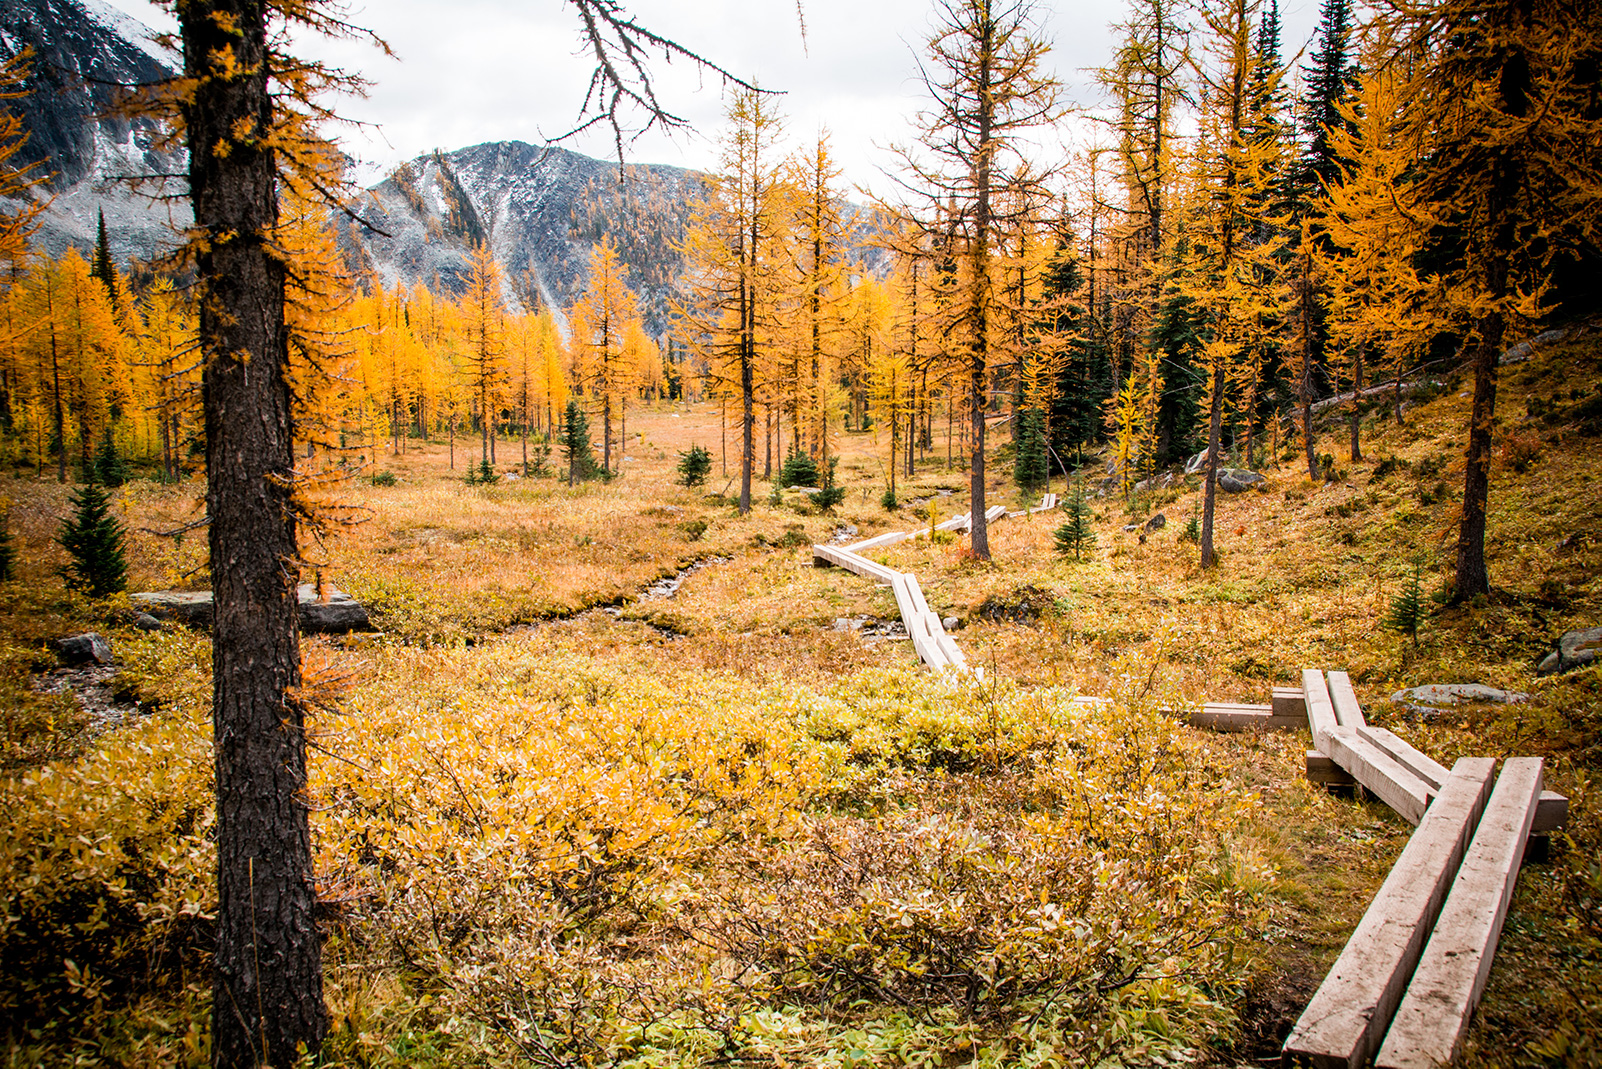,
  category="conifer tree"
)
[1182,0,1288,567]
[561,398,598,485]
[1014,406,1049,490]
[896,0,1062,561]
[1384,0,1602,598]
[90,208,116,306]
[57,478,127,597]
[1053,478,1097,561]
[0,509,14,582]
